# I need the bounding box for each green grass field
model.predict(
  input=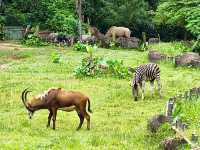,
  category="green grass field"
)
[0,42,199,149]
